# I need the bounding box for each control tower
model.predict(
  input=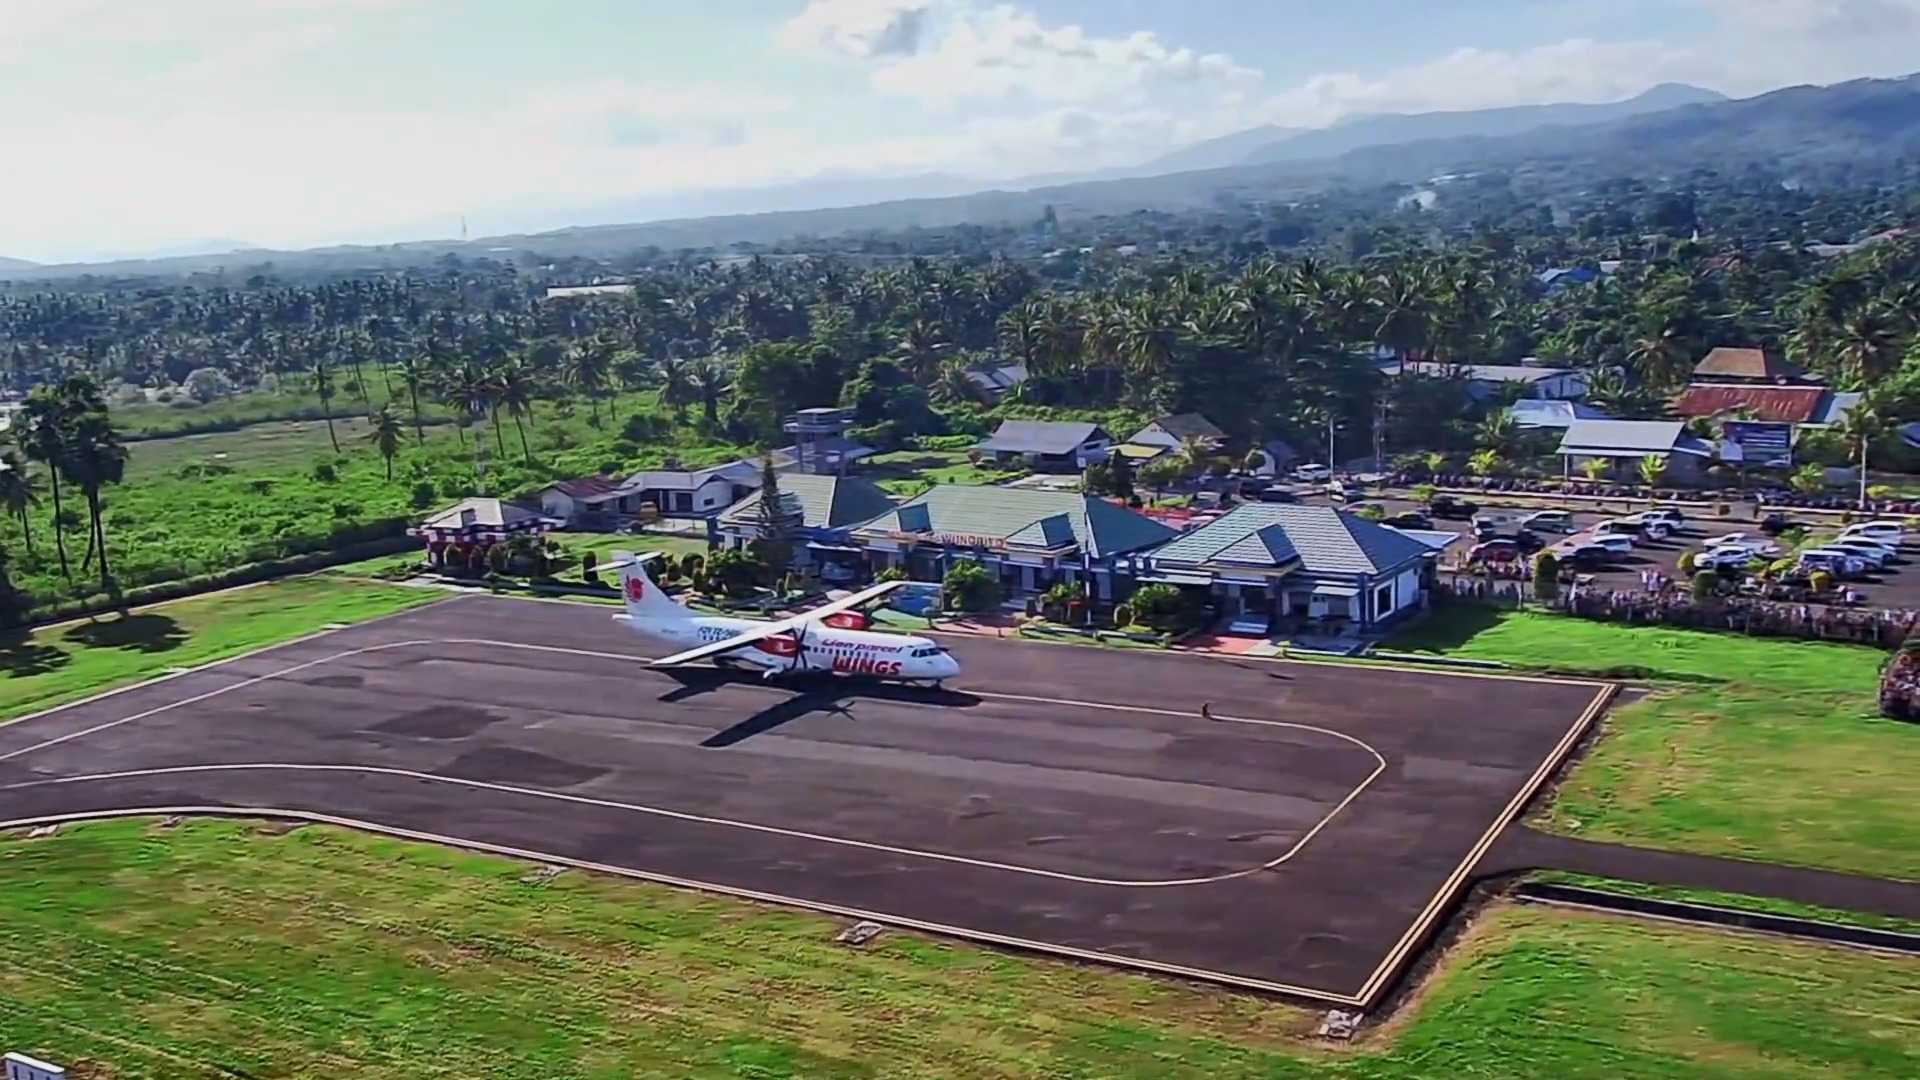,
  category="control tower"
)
[782,407,855,476]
